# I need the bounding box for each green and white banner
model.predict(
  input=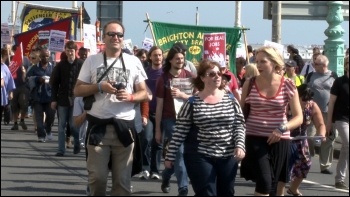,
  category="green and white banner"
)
[151,21,241,73]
